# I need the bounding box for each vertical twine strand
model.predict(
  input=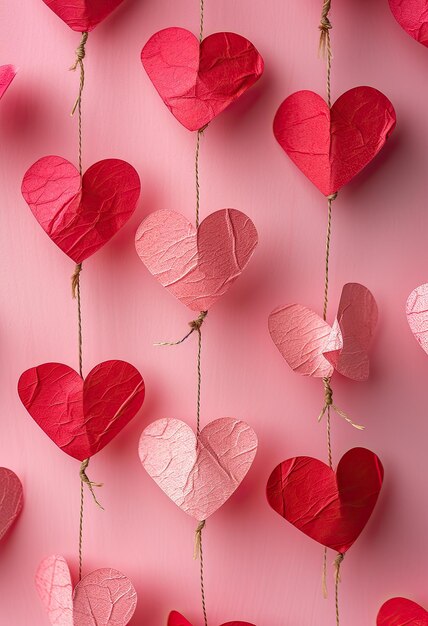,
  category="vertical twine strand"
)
[334,553,345,626]
[195,129,204,228]
[319,0,333,107]
[78,459,104,580]
[70,31,88,175]
[199,0,205,42]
